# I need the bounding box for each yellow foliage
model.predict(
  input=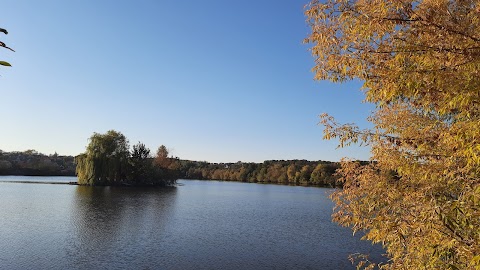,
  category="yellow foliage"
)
[306,0,480,269]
